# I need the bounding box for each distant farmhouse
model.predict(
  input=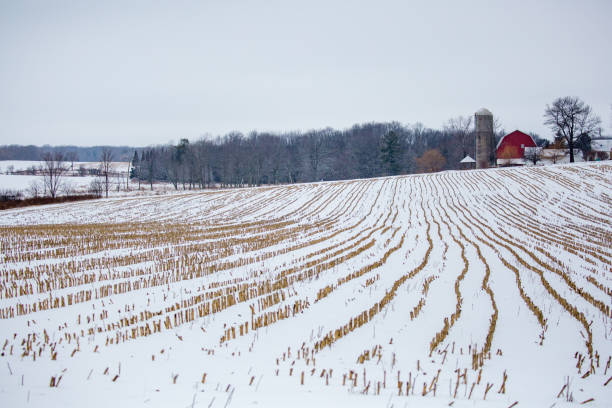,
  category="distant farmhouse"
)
[463,108,610,169]
[538,136,611,164]
[495,131,611,166]
[589,137,612,161]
